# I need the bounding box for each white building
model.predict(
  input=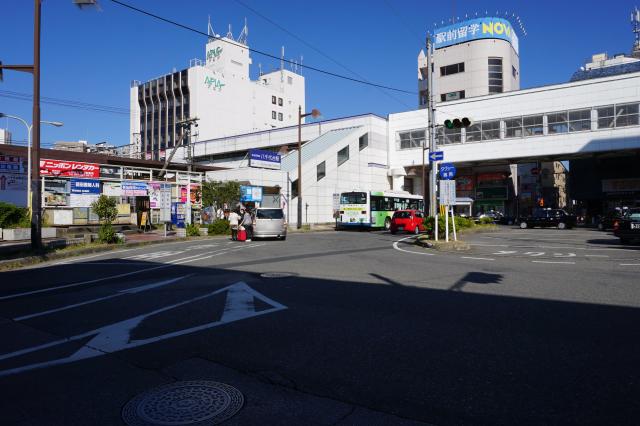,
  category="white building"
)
[129,22,305,161]
[0,129,12,145]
